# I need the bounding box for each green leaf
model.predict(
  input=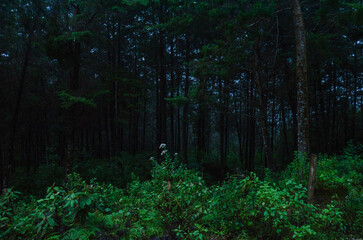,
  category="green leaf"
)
[58,91,96,109]
[48,217,55,227]
[85,198,92,206]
